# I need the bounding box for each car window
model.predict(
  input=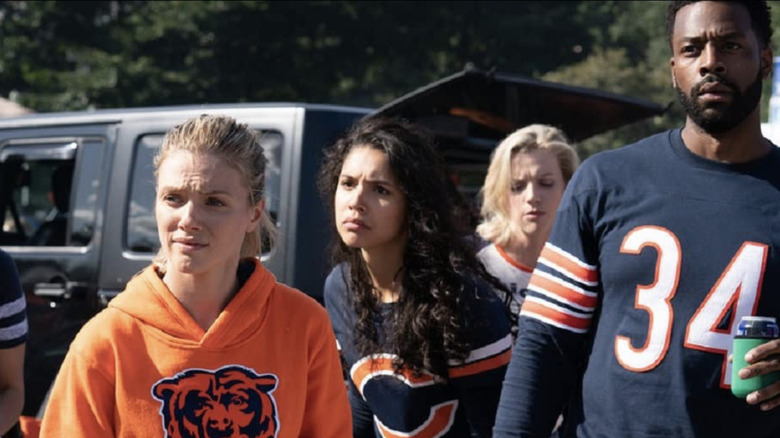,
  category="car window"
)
[0,139,100,247]
[125,130,283,254]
